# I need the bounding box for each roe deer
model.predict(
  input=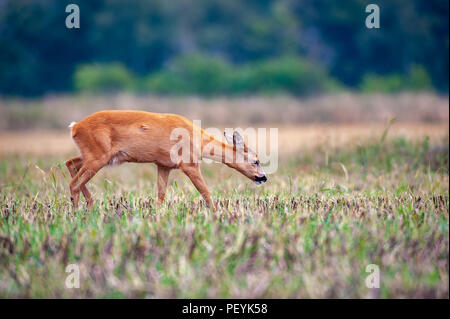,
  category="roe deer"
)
[66,110,267,211]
